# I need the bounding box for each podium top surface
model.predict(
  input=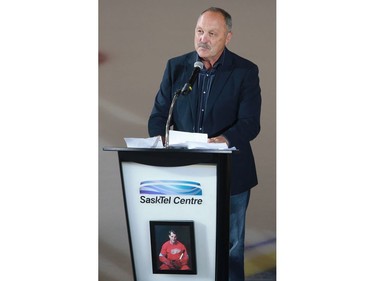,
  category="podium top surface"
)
[103,147,235,154]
